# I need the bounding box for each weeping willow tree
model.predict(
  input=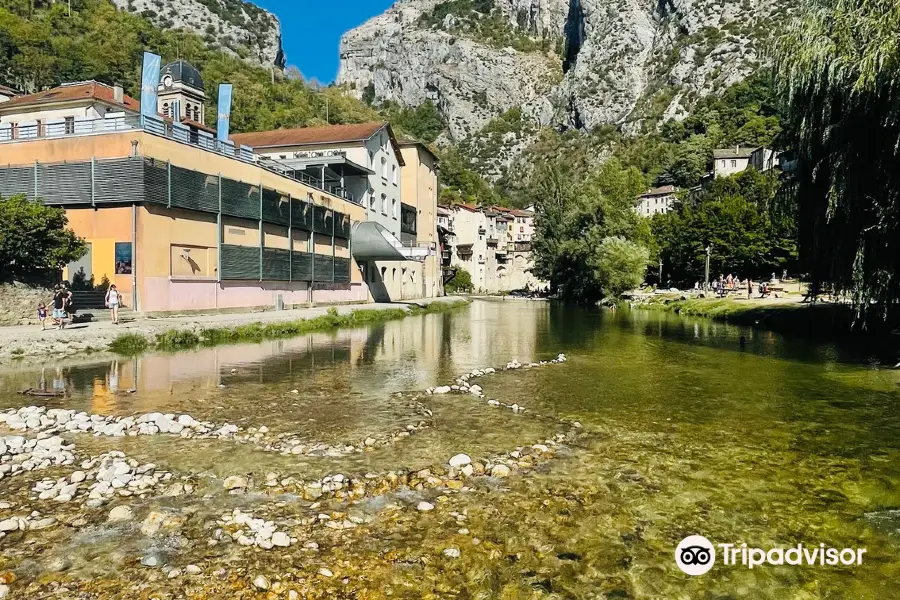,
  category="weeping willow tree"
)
[775,0,900,327]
